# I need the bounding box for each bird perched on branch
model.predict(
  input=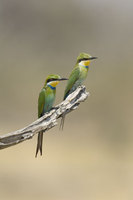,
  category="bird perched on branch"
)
[60,52,97,129]
[35,74,68,157]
